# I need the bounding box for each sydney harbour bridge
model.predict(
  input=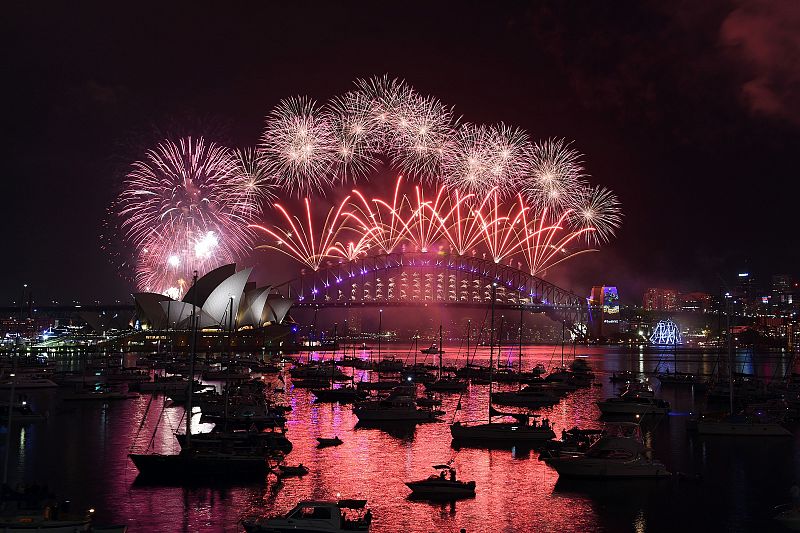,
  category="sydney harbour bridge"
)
[276,252,592,329]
